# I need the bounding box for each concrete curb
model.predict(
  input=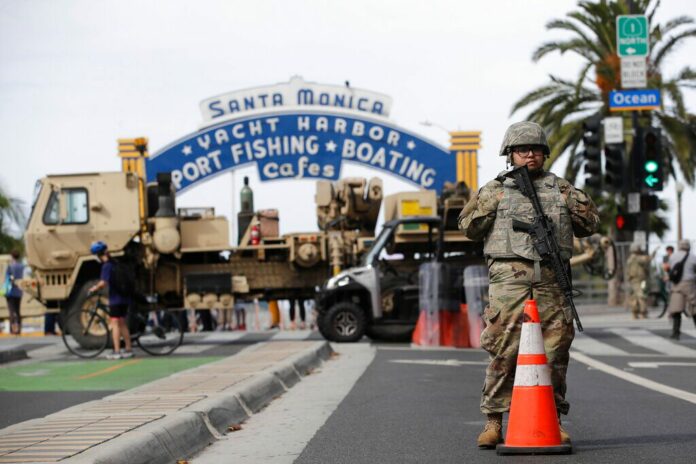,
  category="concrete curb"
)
[64,340,333,464]
[69,412,217,464]
[0,348,28,364]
